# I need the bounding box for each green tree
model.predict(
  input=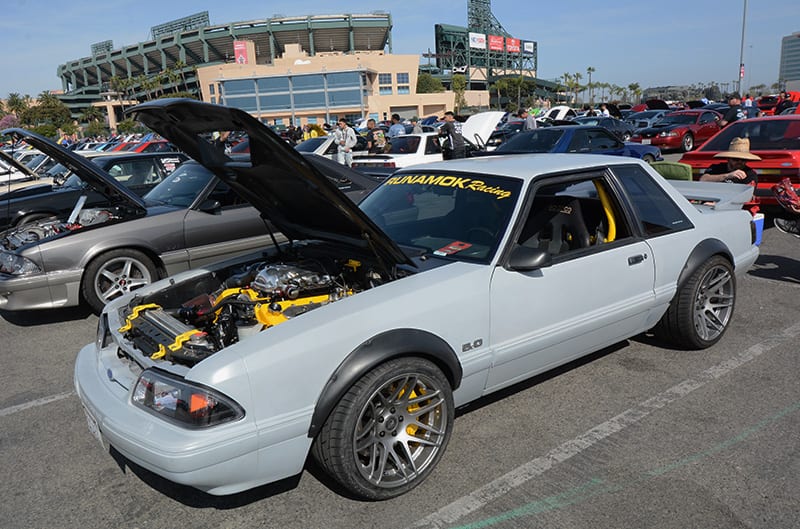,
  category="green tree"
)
[6,93,29,115]
[417,72,445,93]
[20,91,70,129]
[116,118,139,134]
[586,66,596,104]
[80,105,104,124]
[86,120,109,138]
[628,83,641,104]
[451,74,467,113]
